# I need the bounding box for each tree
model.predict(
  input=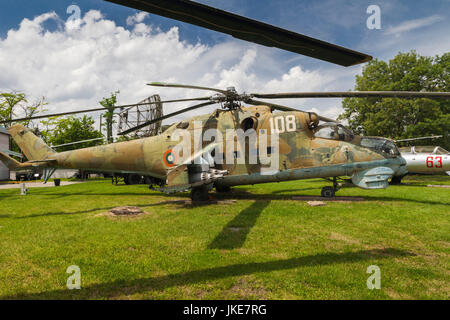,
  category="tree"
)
[339,51,449,149]
[0,92,47,129]
[0,92,26,127]
[1,92,48,154]
[99,90,119,143]
[43,115,104,152]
